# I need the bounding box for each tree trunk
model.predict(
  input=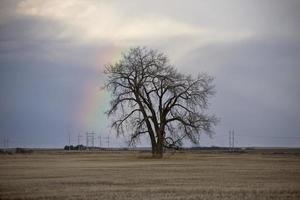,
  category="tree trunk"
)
[151,140,156,156]
[155,140,163,158]
[151,146,163,158]
[150,141,163,158]
[152,130,163,158]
